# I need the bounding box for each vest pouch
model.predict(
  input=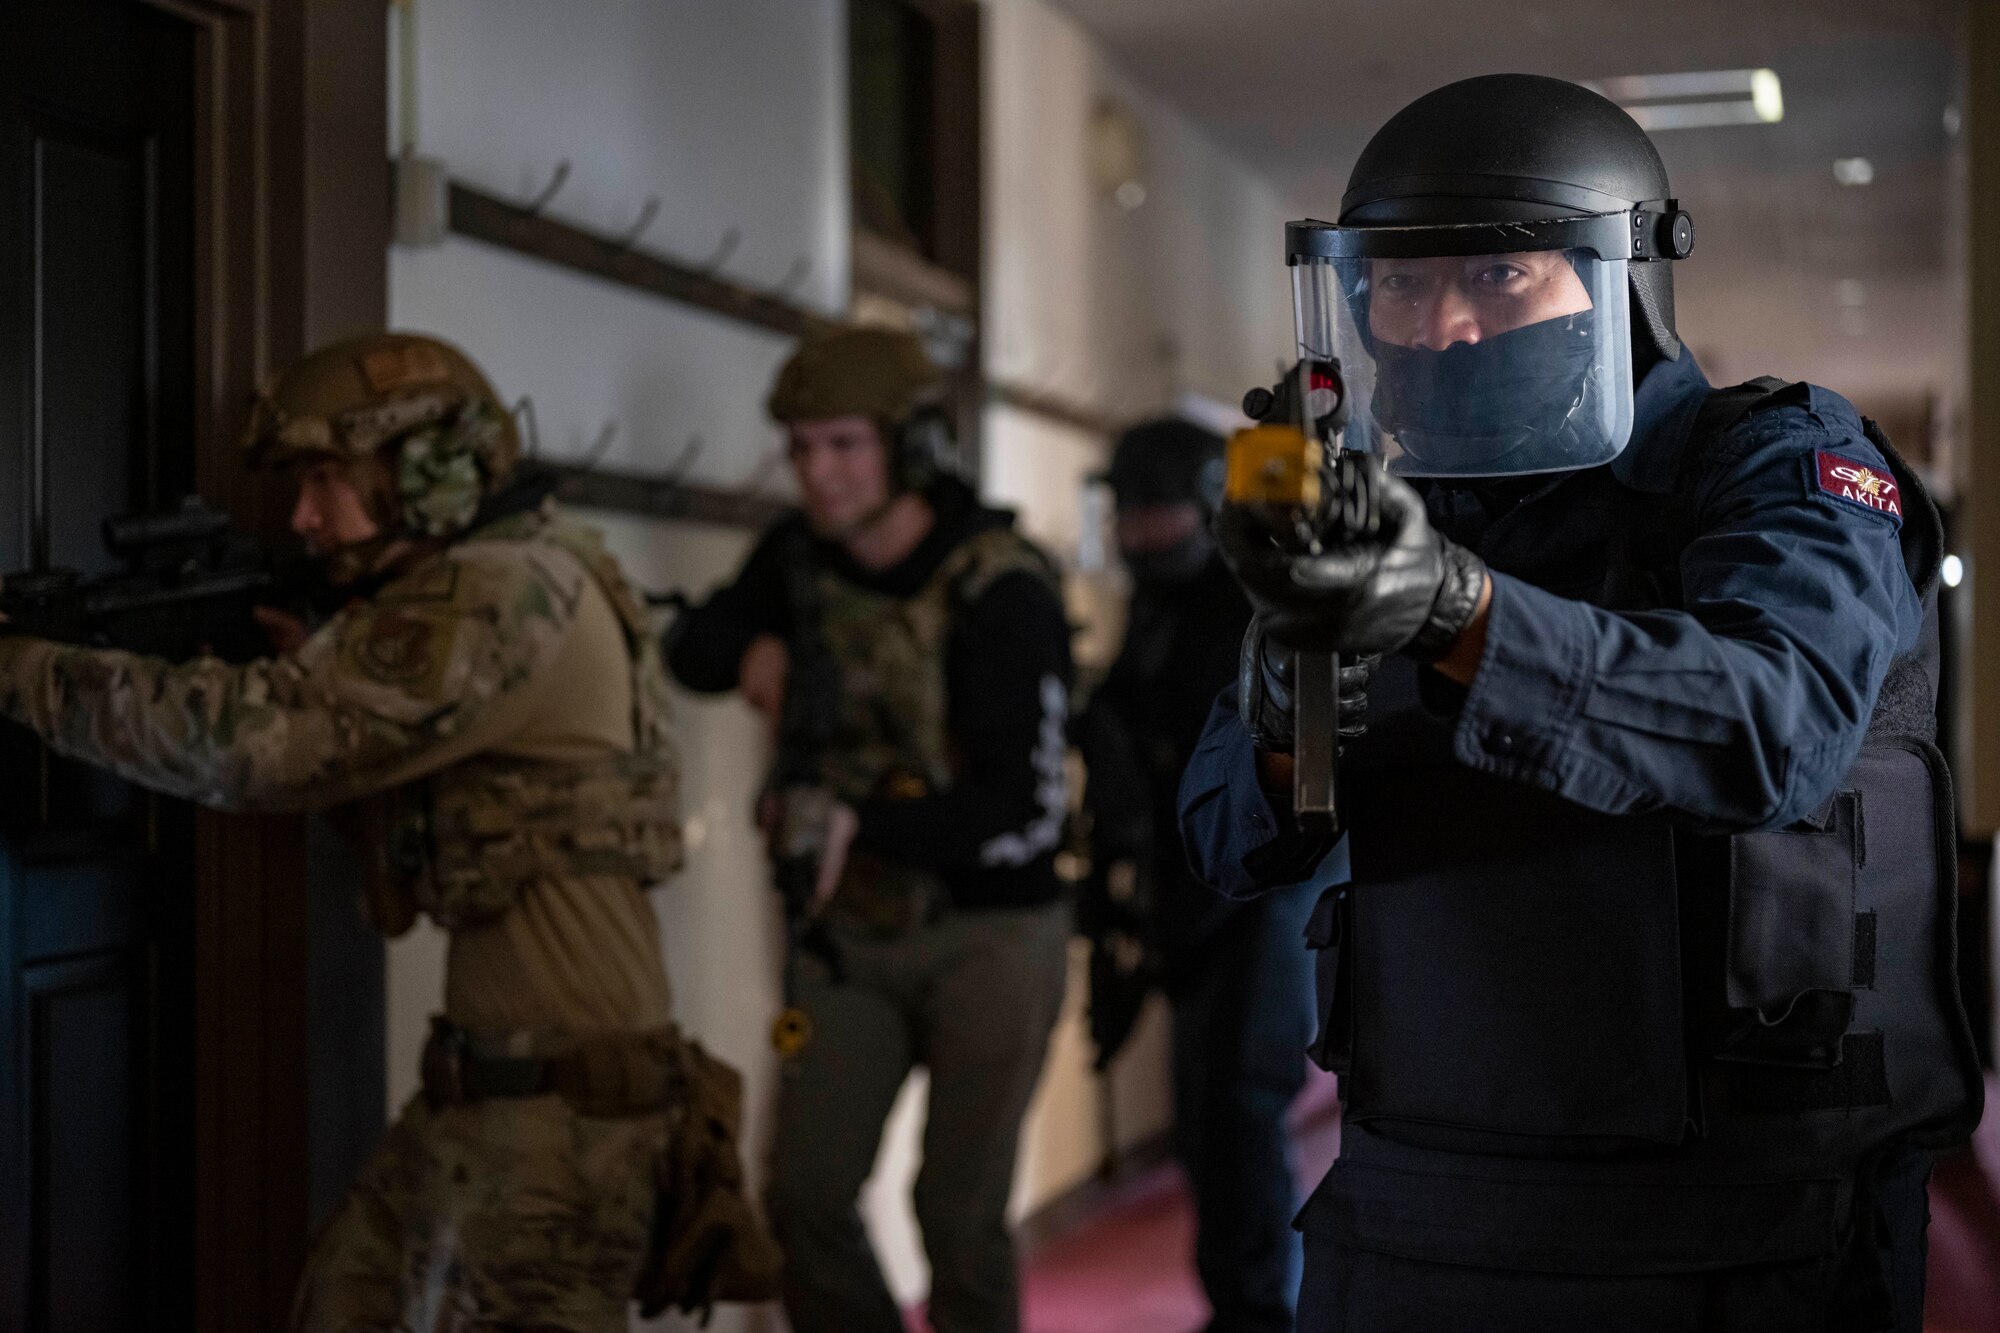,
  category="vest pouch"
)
[417,750,683,930]
[1714,739,1984,1158]
[1717,791,1861,1069]
[1344,769,1690,1158]
[1855,738,1984,1149]
[1303,886,1351,1074]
